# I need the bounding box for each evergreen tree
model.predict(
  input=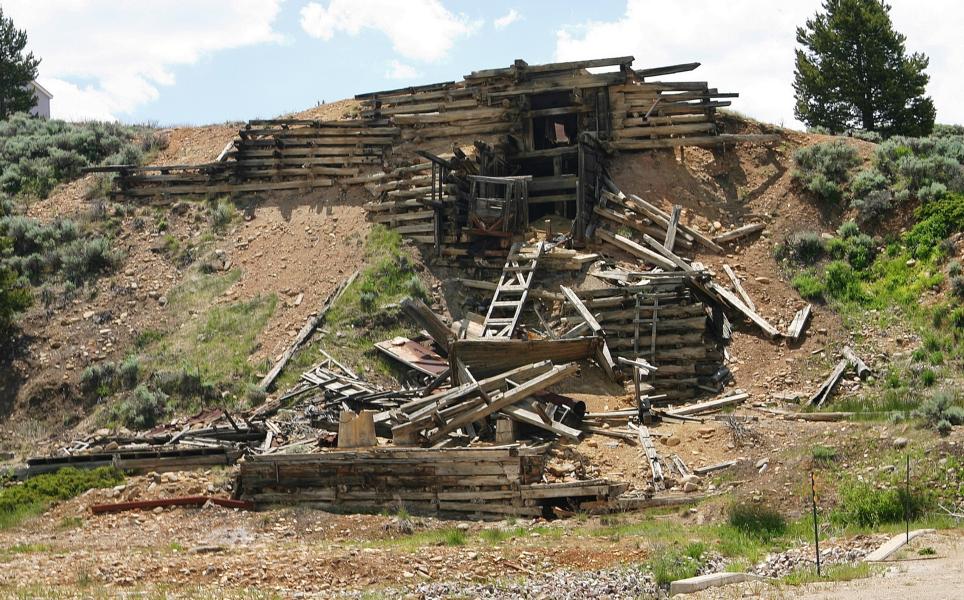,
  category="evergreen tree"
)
[0,7,41,120]
[793,0,935,137]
